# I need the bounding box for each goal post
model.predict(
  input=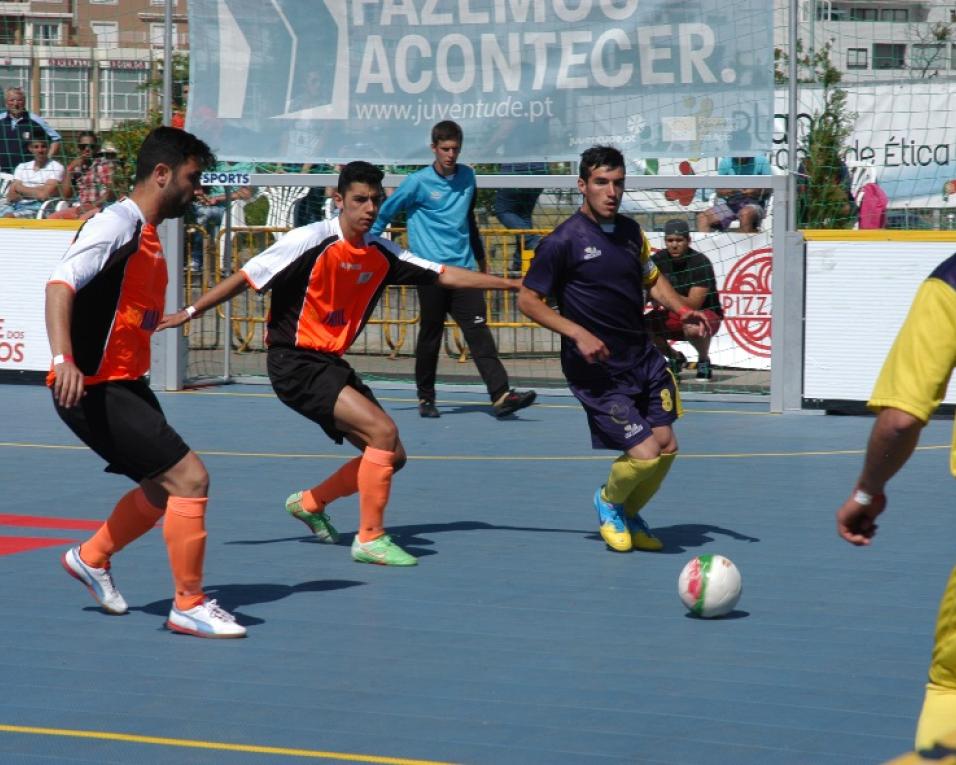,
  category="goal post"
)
[154,170,800,411]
